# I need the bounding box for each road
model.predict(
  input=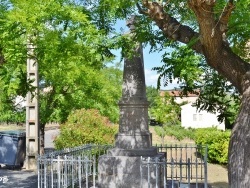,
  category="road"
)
[0,129,59,188]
